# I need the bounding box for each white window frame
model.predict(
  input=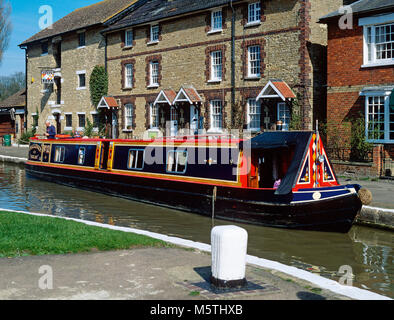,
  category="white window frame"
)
[247,98,261,131]
[149,24,160,44]
[76,70,86,90]
[149,61,159,87]
[248,45,261,78]
[277,102,291,131]
[64,112,73,131]
[247,2,261,26]
[77,31,86,48]
[364,92,394,143]
[209,9,223,34]
[124,63,133,88]
[77,112,86,132]
[125,29,134,48]
[150,103,159,129]
[90,111,99,131]
[209,100,223,132]
[360,13,394,68]
[210,50,223,82]
[124,103,134,131]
